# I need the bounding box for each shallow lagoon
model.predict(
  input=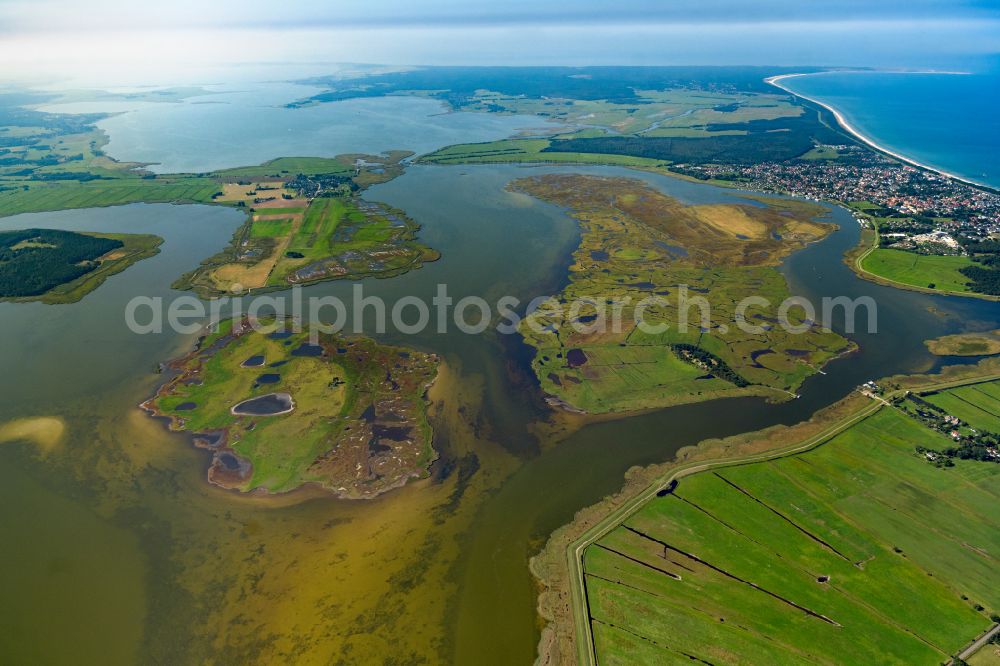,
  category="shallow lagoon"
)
[1,97,998,663]
[41,82,555,173]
